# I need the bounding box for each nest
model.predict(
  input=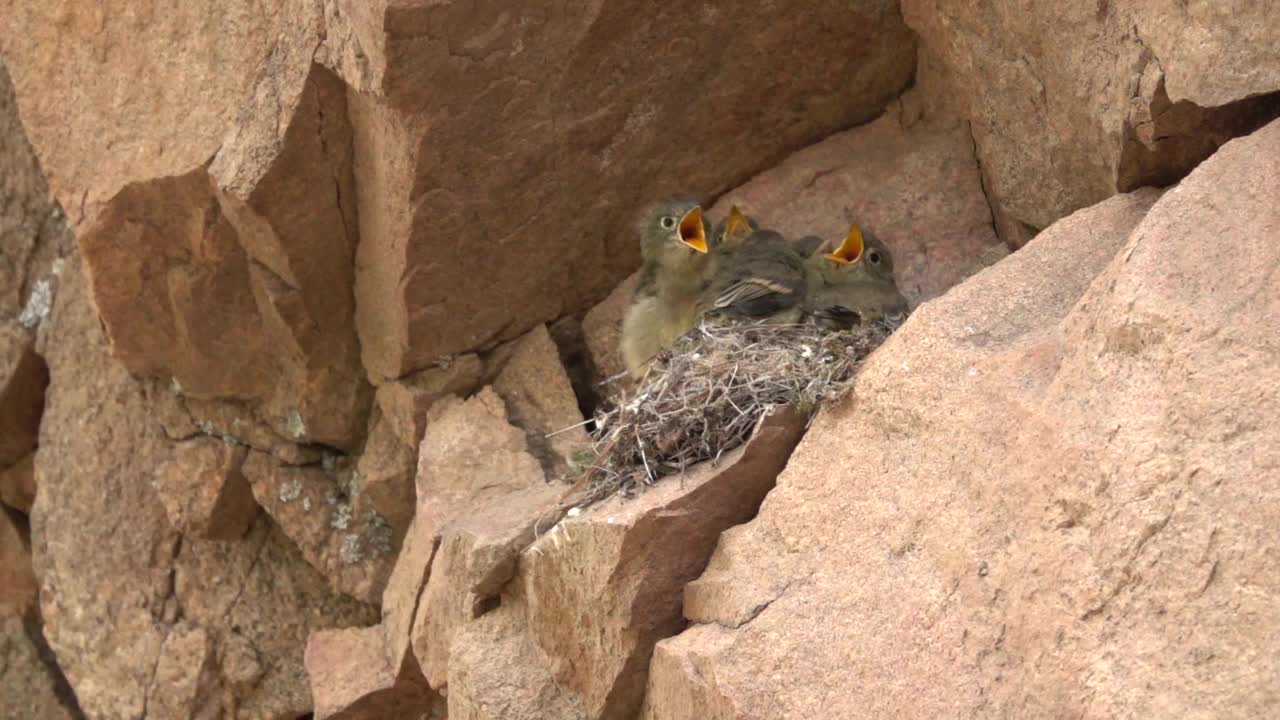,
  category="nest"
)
[568,319,894,507]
